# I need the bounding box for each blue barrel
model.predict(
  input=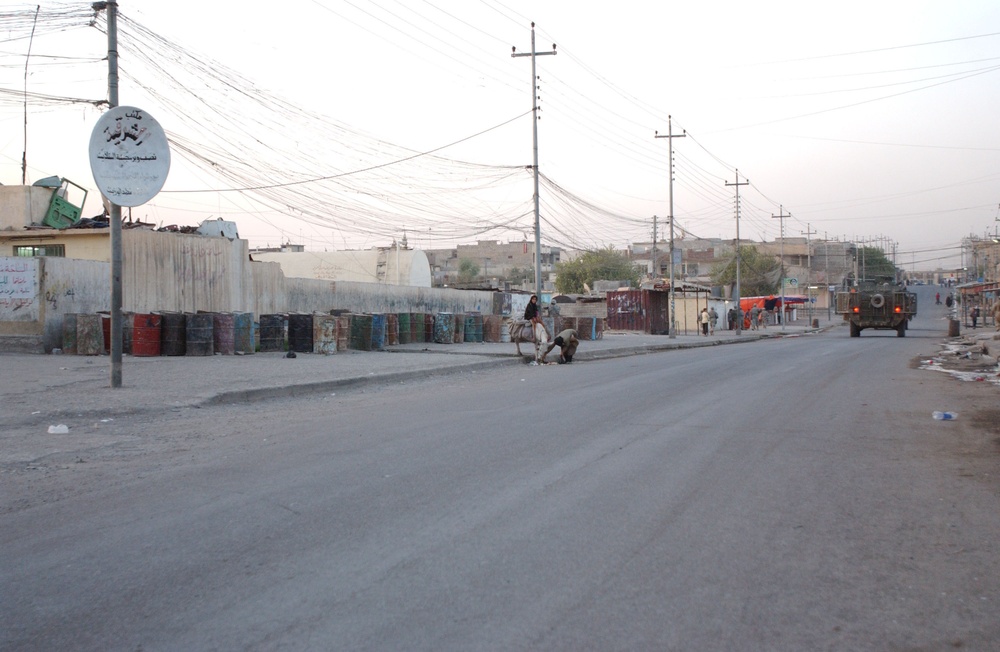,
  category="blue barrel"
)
[233,312,254,354]
[464,314,483,343]
[434,313,453,343]
[371,313,386,350]
[185,313,214,356]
